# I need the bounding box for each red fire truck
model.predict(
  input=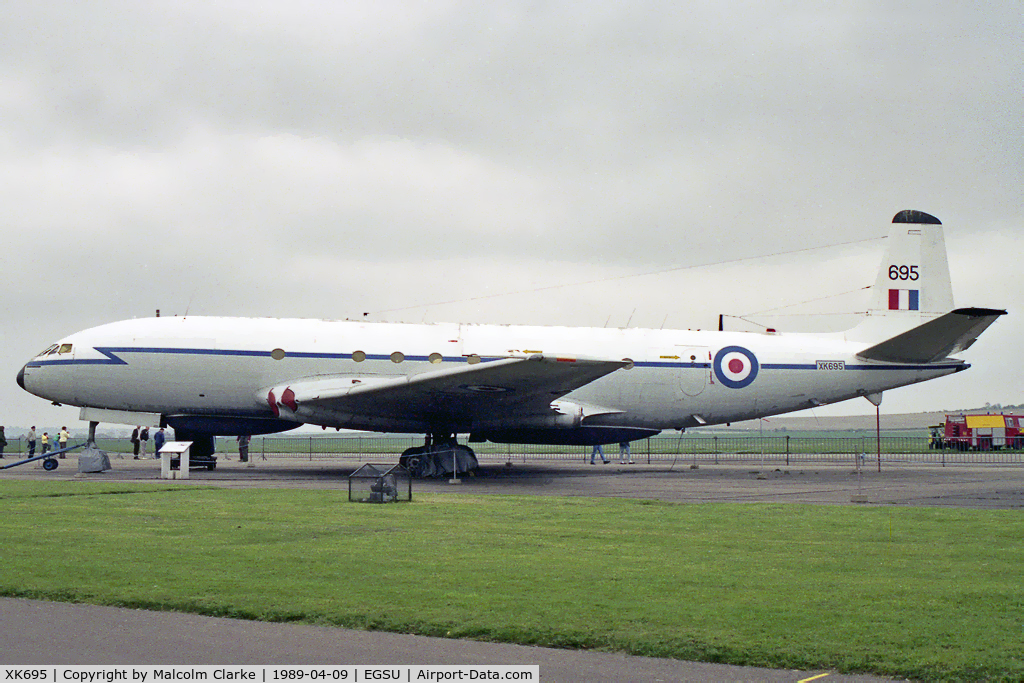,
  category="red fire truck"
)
[929,414,1024,450]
